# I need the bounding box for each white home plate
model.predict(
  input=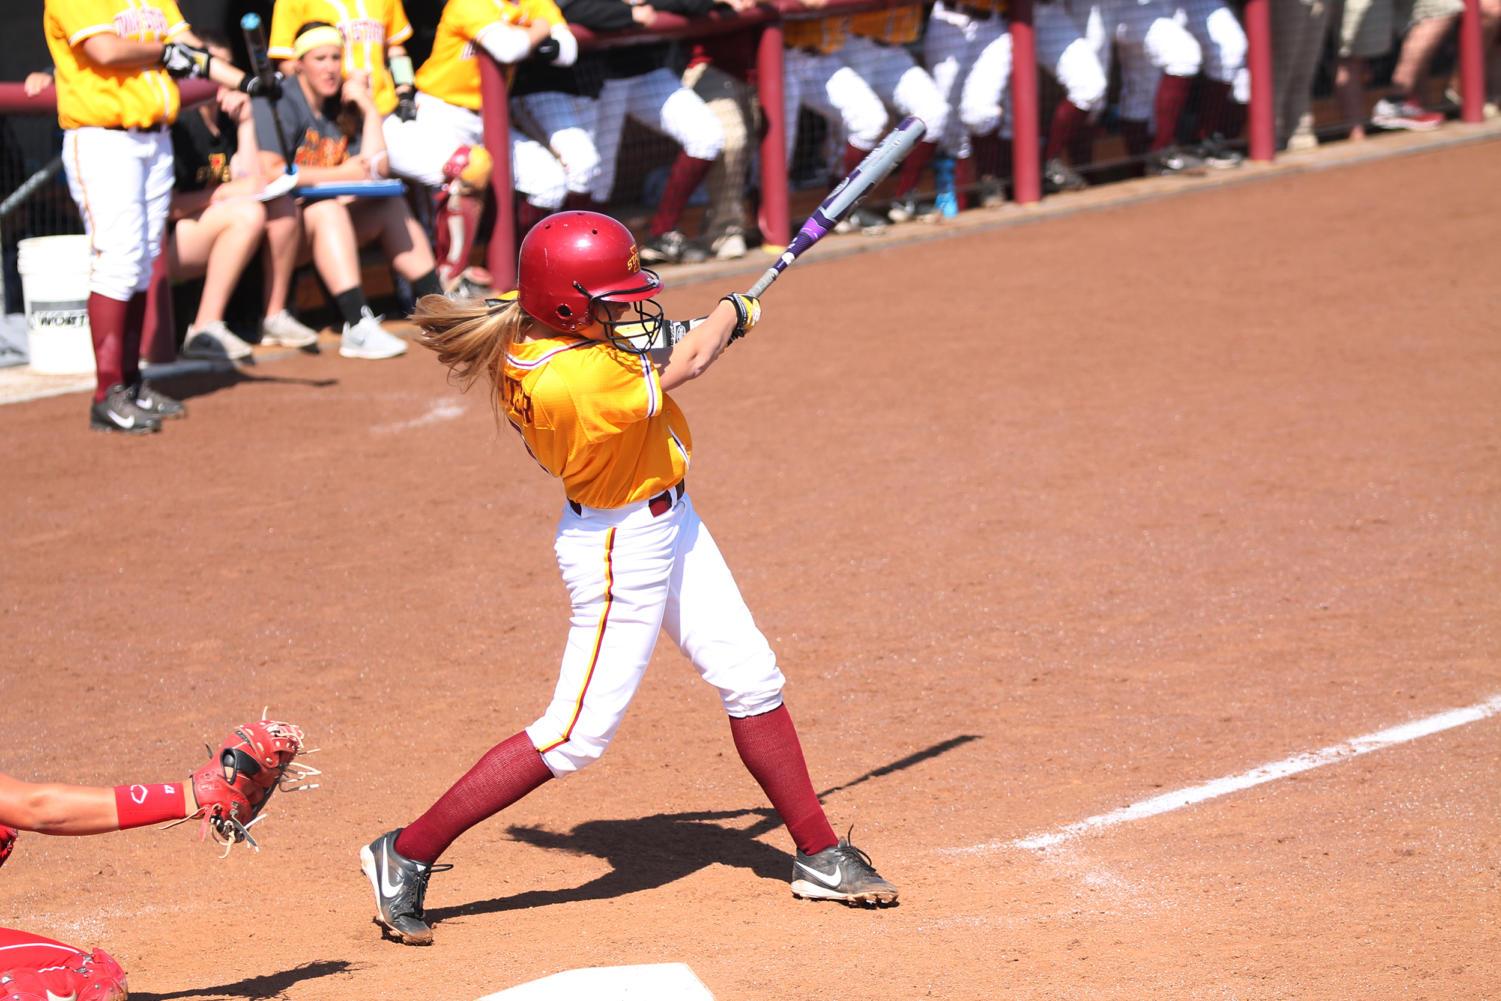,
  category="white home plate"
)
[477,963,713,1001]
